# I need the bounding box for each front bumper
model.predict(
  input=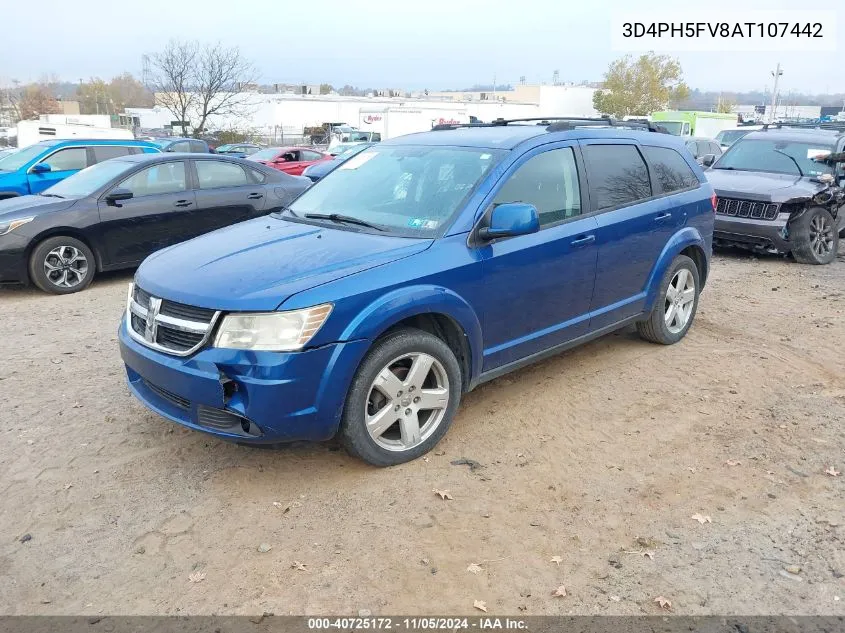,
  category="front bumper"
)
[0,233,30,284]
[119,319,370,444]
[713,214,790,254]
